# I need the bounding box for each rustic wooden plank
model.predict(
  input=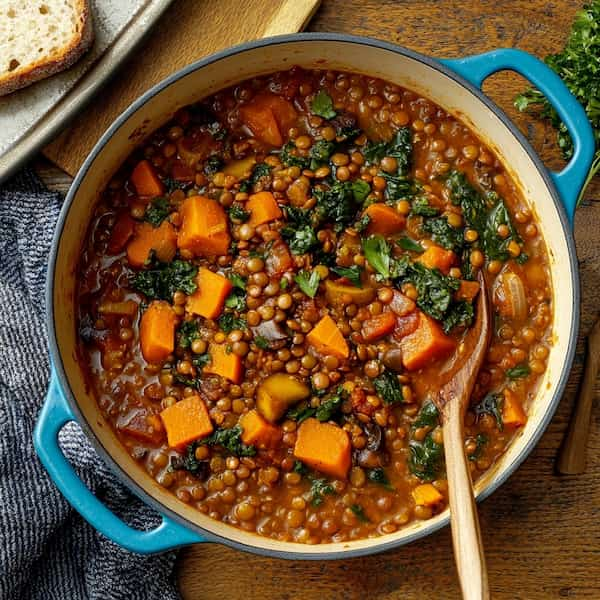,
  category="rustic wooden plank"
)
[32,0,600,597]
